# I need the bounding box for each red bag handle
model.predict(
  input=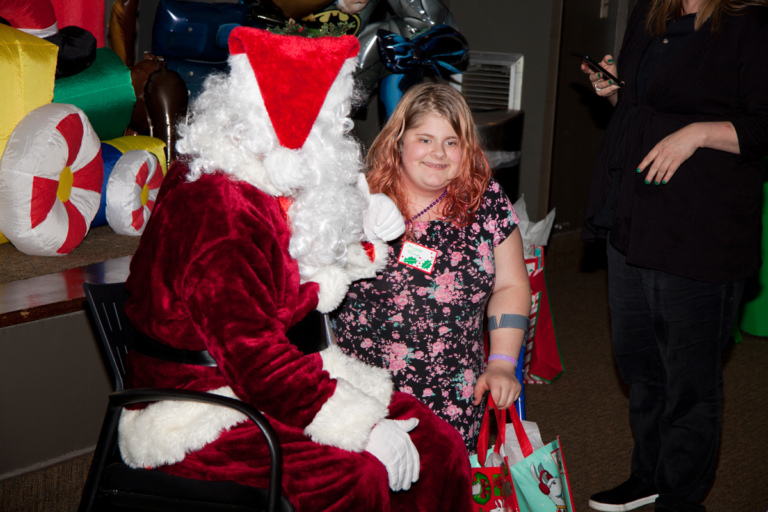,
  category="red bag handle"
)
[477,395,506,466]
[508,403,534,458]
[477,396,534,466]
